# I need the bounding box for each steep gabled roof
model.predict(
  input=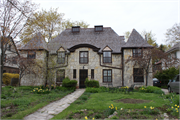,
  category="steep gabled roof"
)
[48,27,126,54]
[19,32,48,50]
[122,29,153,48]
[166,42,180,53]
